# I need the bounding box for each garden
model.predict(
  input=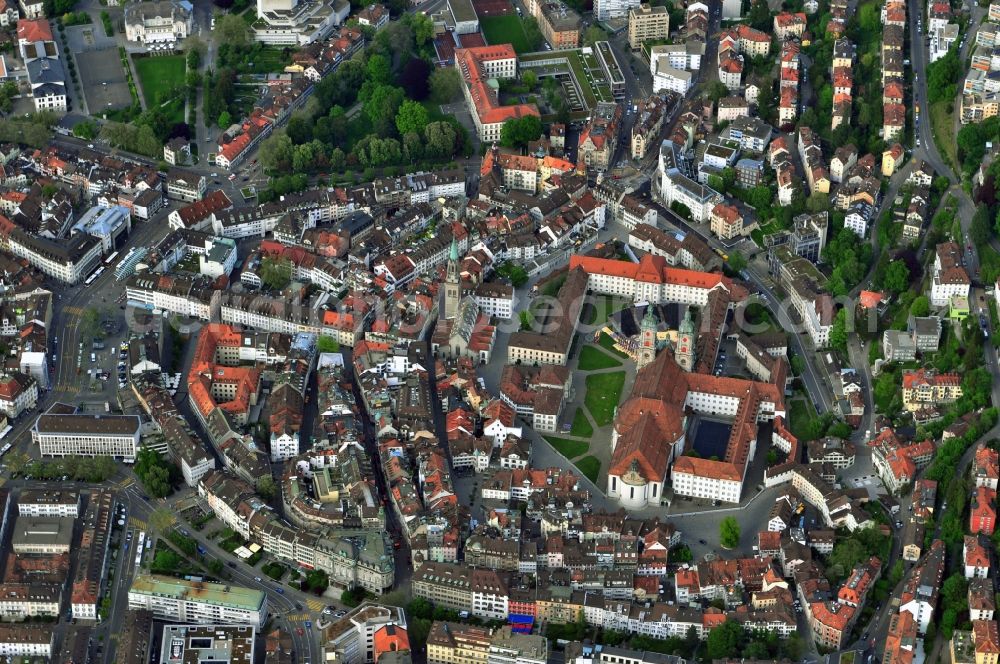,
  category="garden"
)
[577,345,622,371]
[584,370,626,427]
